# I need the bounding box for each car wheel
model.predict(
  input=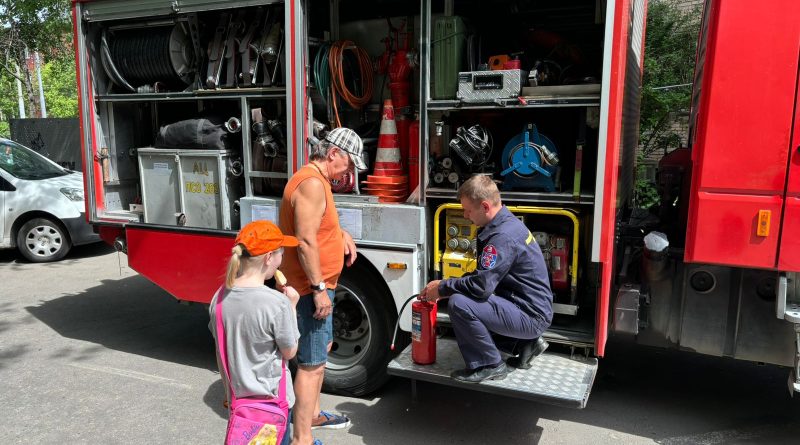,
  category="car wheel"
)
[323,262,396,396]
[16,217,72,262]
